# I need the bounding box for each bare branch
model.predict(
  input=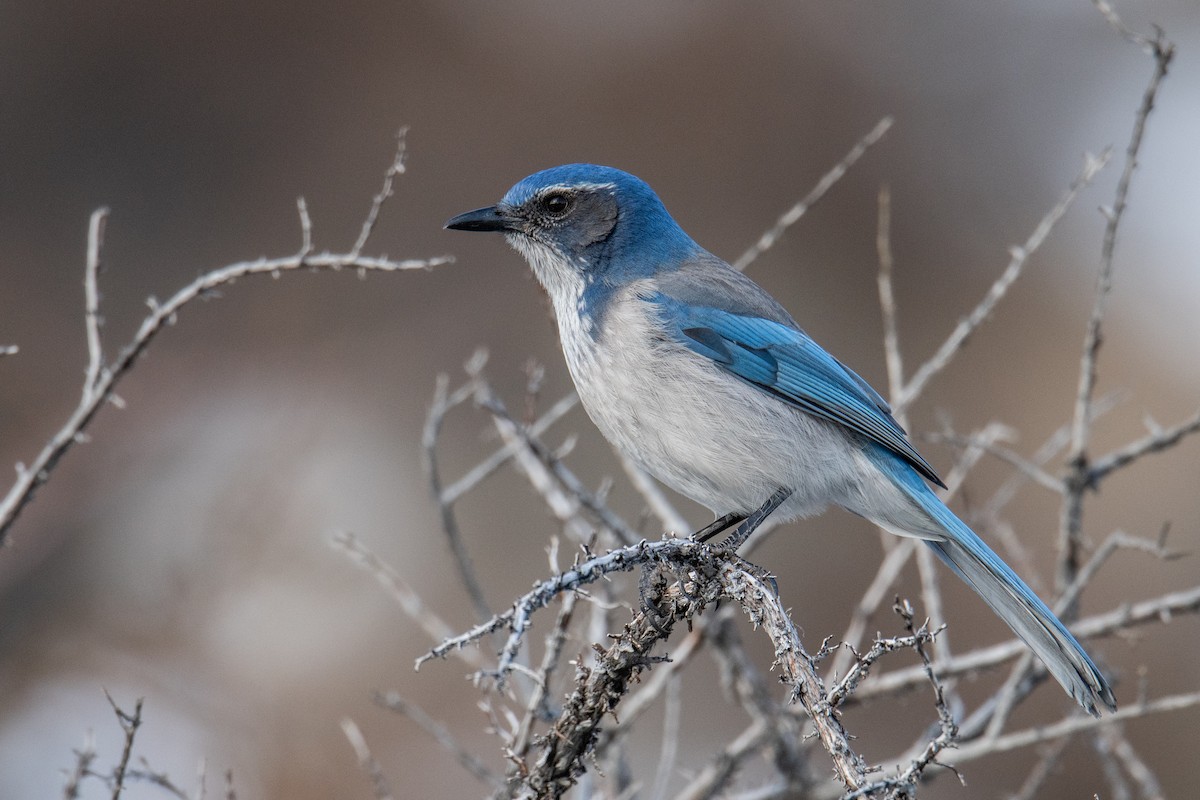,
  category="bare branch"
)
[734,117,893,271]
[845,602,962,799]
[350,126,409,258]
[674,720,773,800]
[440,392,579,506]
[1060,17,1174,590]
[826,622,942,710]
[341,717,396,800]
[475,379,639,547]
[897,150,1111,413]
[1057,527,1180,618]
[423,366,493,621]
[944,690,1200,767]
[105,693,143,800]
[854,585,1200,700]
[648,674,682,800]
[1096,726,1166,800]
[982,392,1124,523]
[1089,409,1200,484]
[61,731,96,800]
[83,207,109,399]
[296,196,313,257]
[123,762,191,800]
[421,539,875,796]
[0,163,451,546]
[331,531,480,666]
[1008,736,1072,800]
[926,430,1062,496]
[875,185,904,402]
[598,621,707,748]
[374,692,502,789]
[511,591,579,762]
